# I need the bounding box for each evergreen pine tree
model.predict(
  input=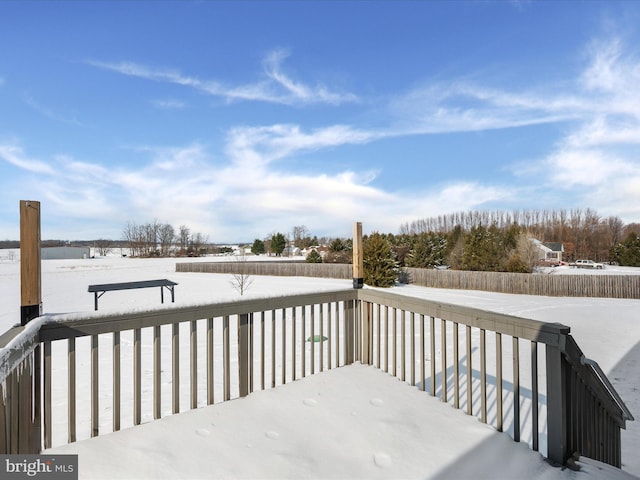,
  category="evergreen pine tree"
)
[406,232,447,268]
[325,237,352,263]
[250,238,265,255]
[306,249,322,263]
[271,232,286,256]
[462,225,491,271]
[363,233,399,287]
[611,232,640,266]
